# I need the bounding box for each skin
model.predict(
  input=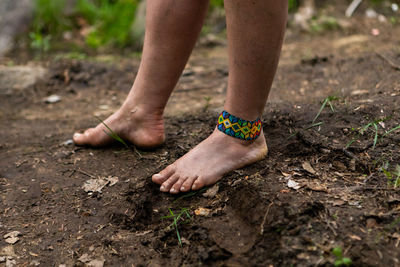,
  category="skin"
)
[74,0,288,194]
